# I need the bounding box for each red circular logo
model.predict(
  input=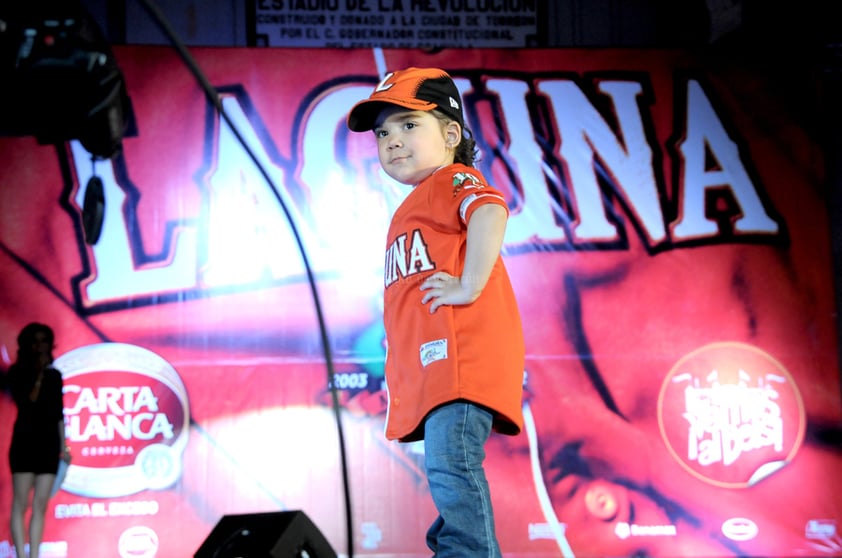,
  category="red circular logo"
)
[55,343,190,497]
[658,342,805,488]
